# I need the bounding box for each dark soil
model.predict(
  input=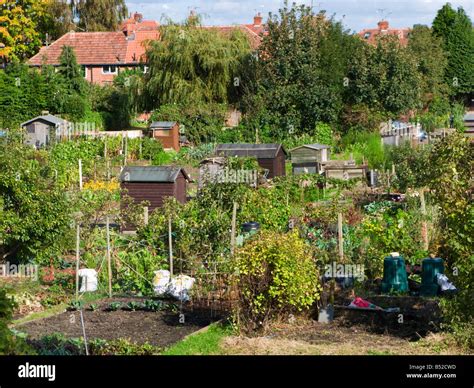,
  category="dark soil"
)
[333,295,443,340]
[16,297,221,348]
